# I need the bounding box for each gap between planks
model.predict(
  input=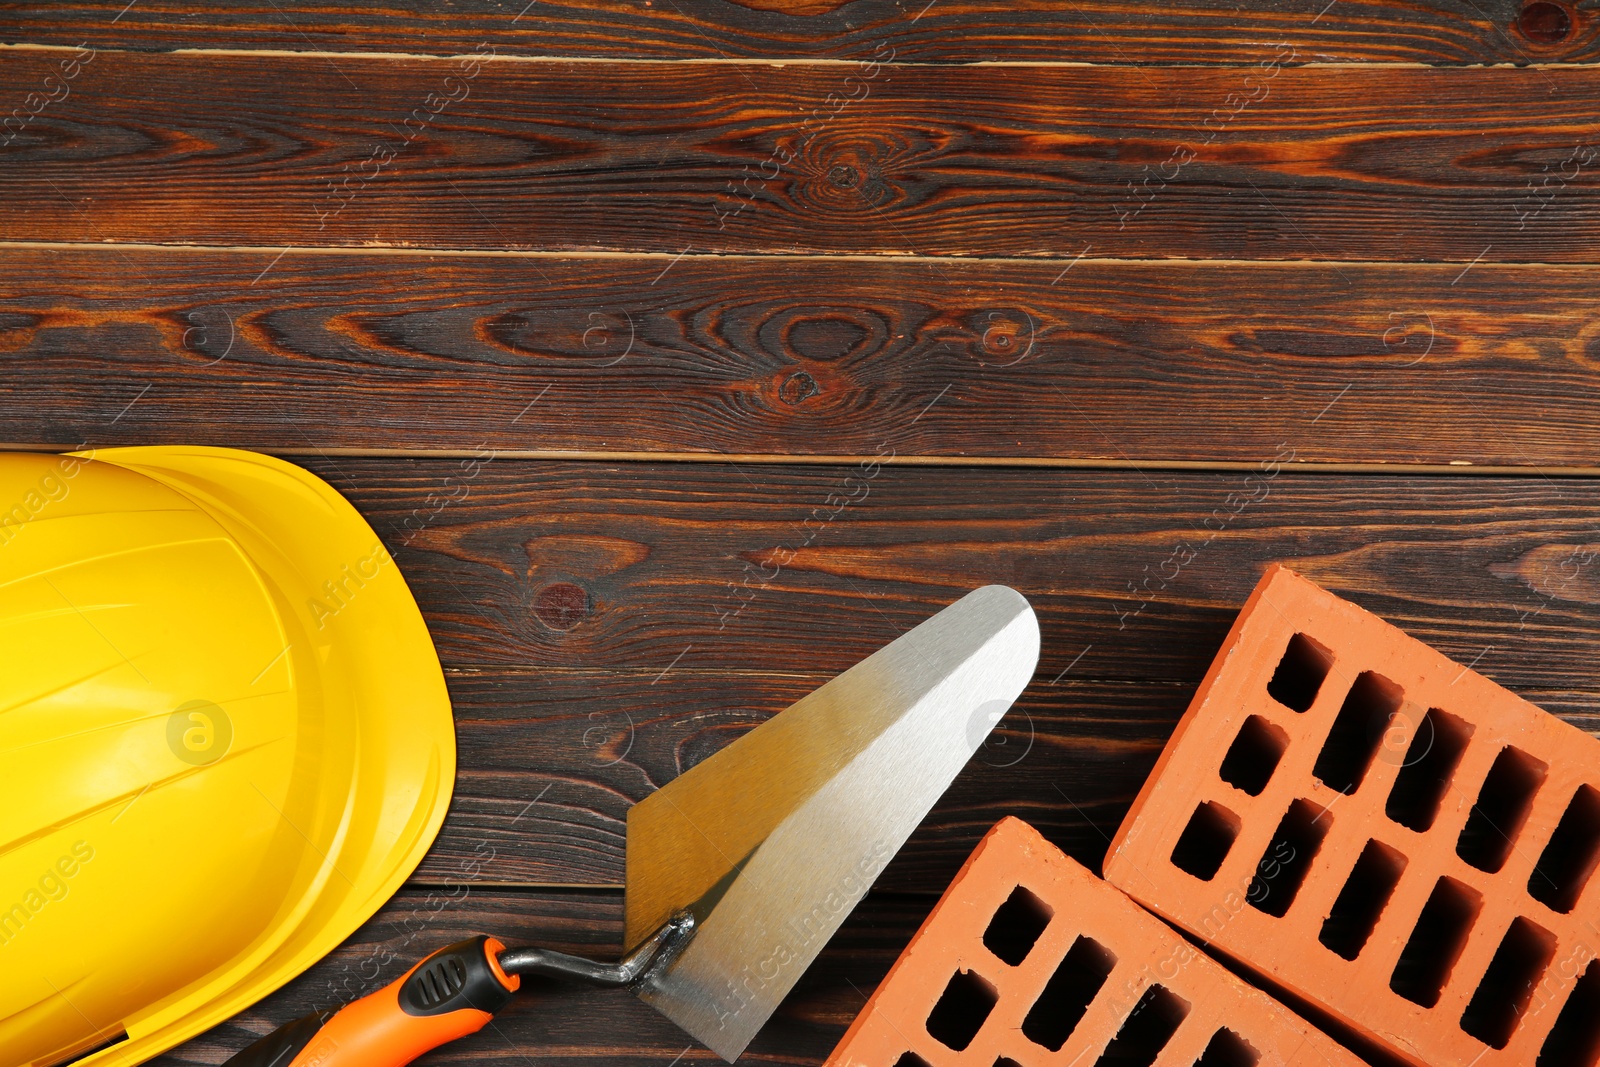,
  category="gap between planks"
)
[3,240,1595,270]
[1,40,1596,71]
[10,444,1600,479]
[410,881,628,891]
